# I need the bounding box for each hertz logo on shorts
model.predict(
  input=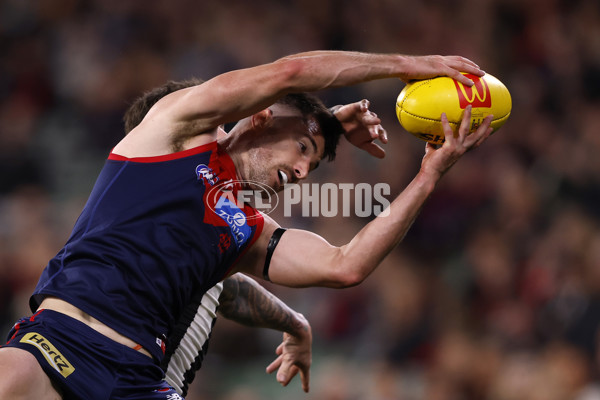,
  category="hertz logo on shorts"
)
[20,332,75,378]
